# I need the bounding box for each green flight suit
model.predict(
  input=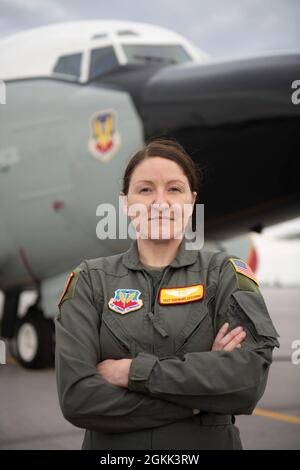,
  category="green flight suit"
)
[54,237,280,450]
